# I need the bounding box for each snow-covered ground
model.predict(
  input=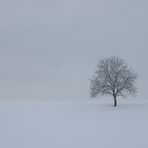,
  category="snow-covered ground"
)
[0,99,148,148]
